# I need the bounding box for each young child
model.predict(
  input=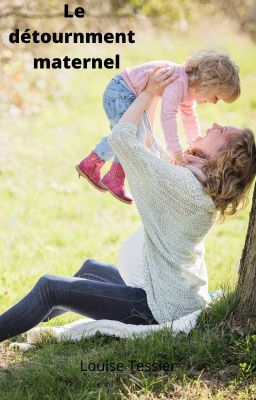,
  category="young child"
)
[76,50,240,204]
